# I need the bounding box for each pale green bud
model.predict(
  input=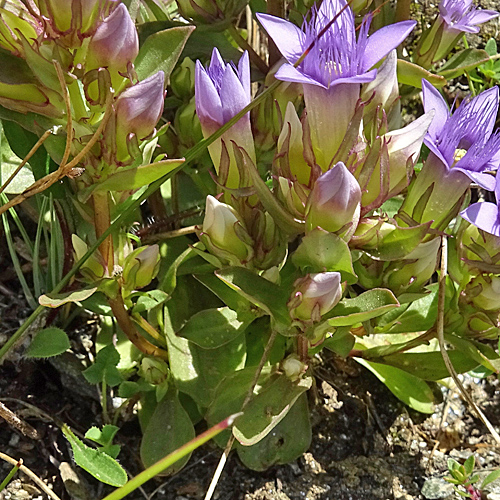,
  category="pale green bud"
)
[282,354,307,381]
[141,357,169,385]
[122,244,161,291]
[171,57,196,101]
[72,234,105,280]
[469,275,500,311]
